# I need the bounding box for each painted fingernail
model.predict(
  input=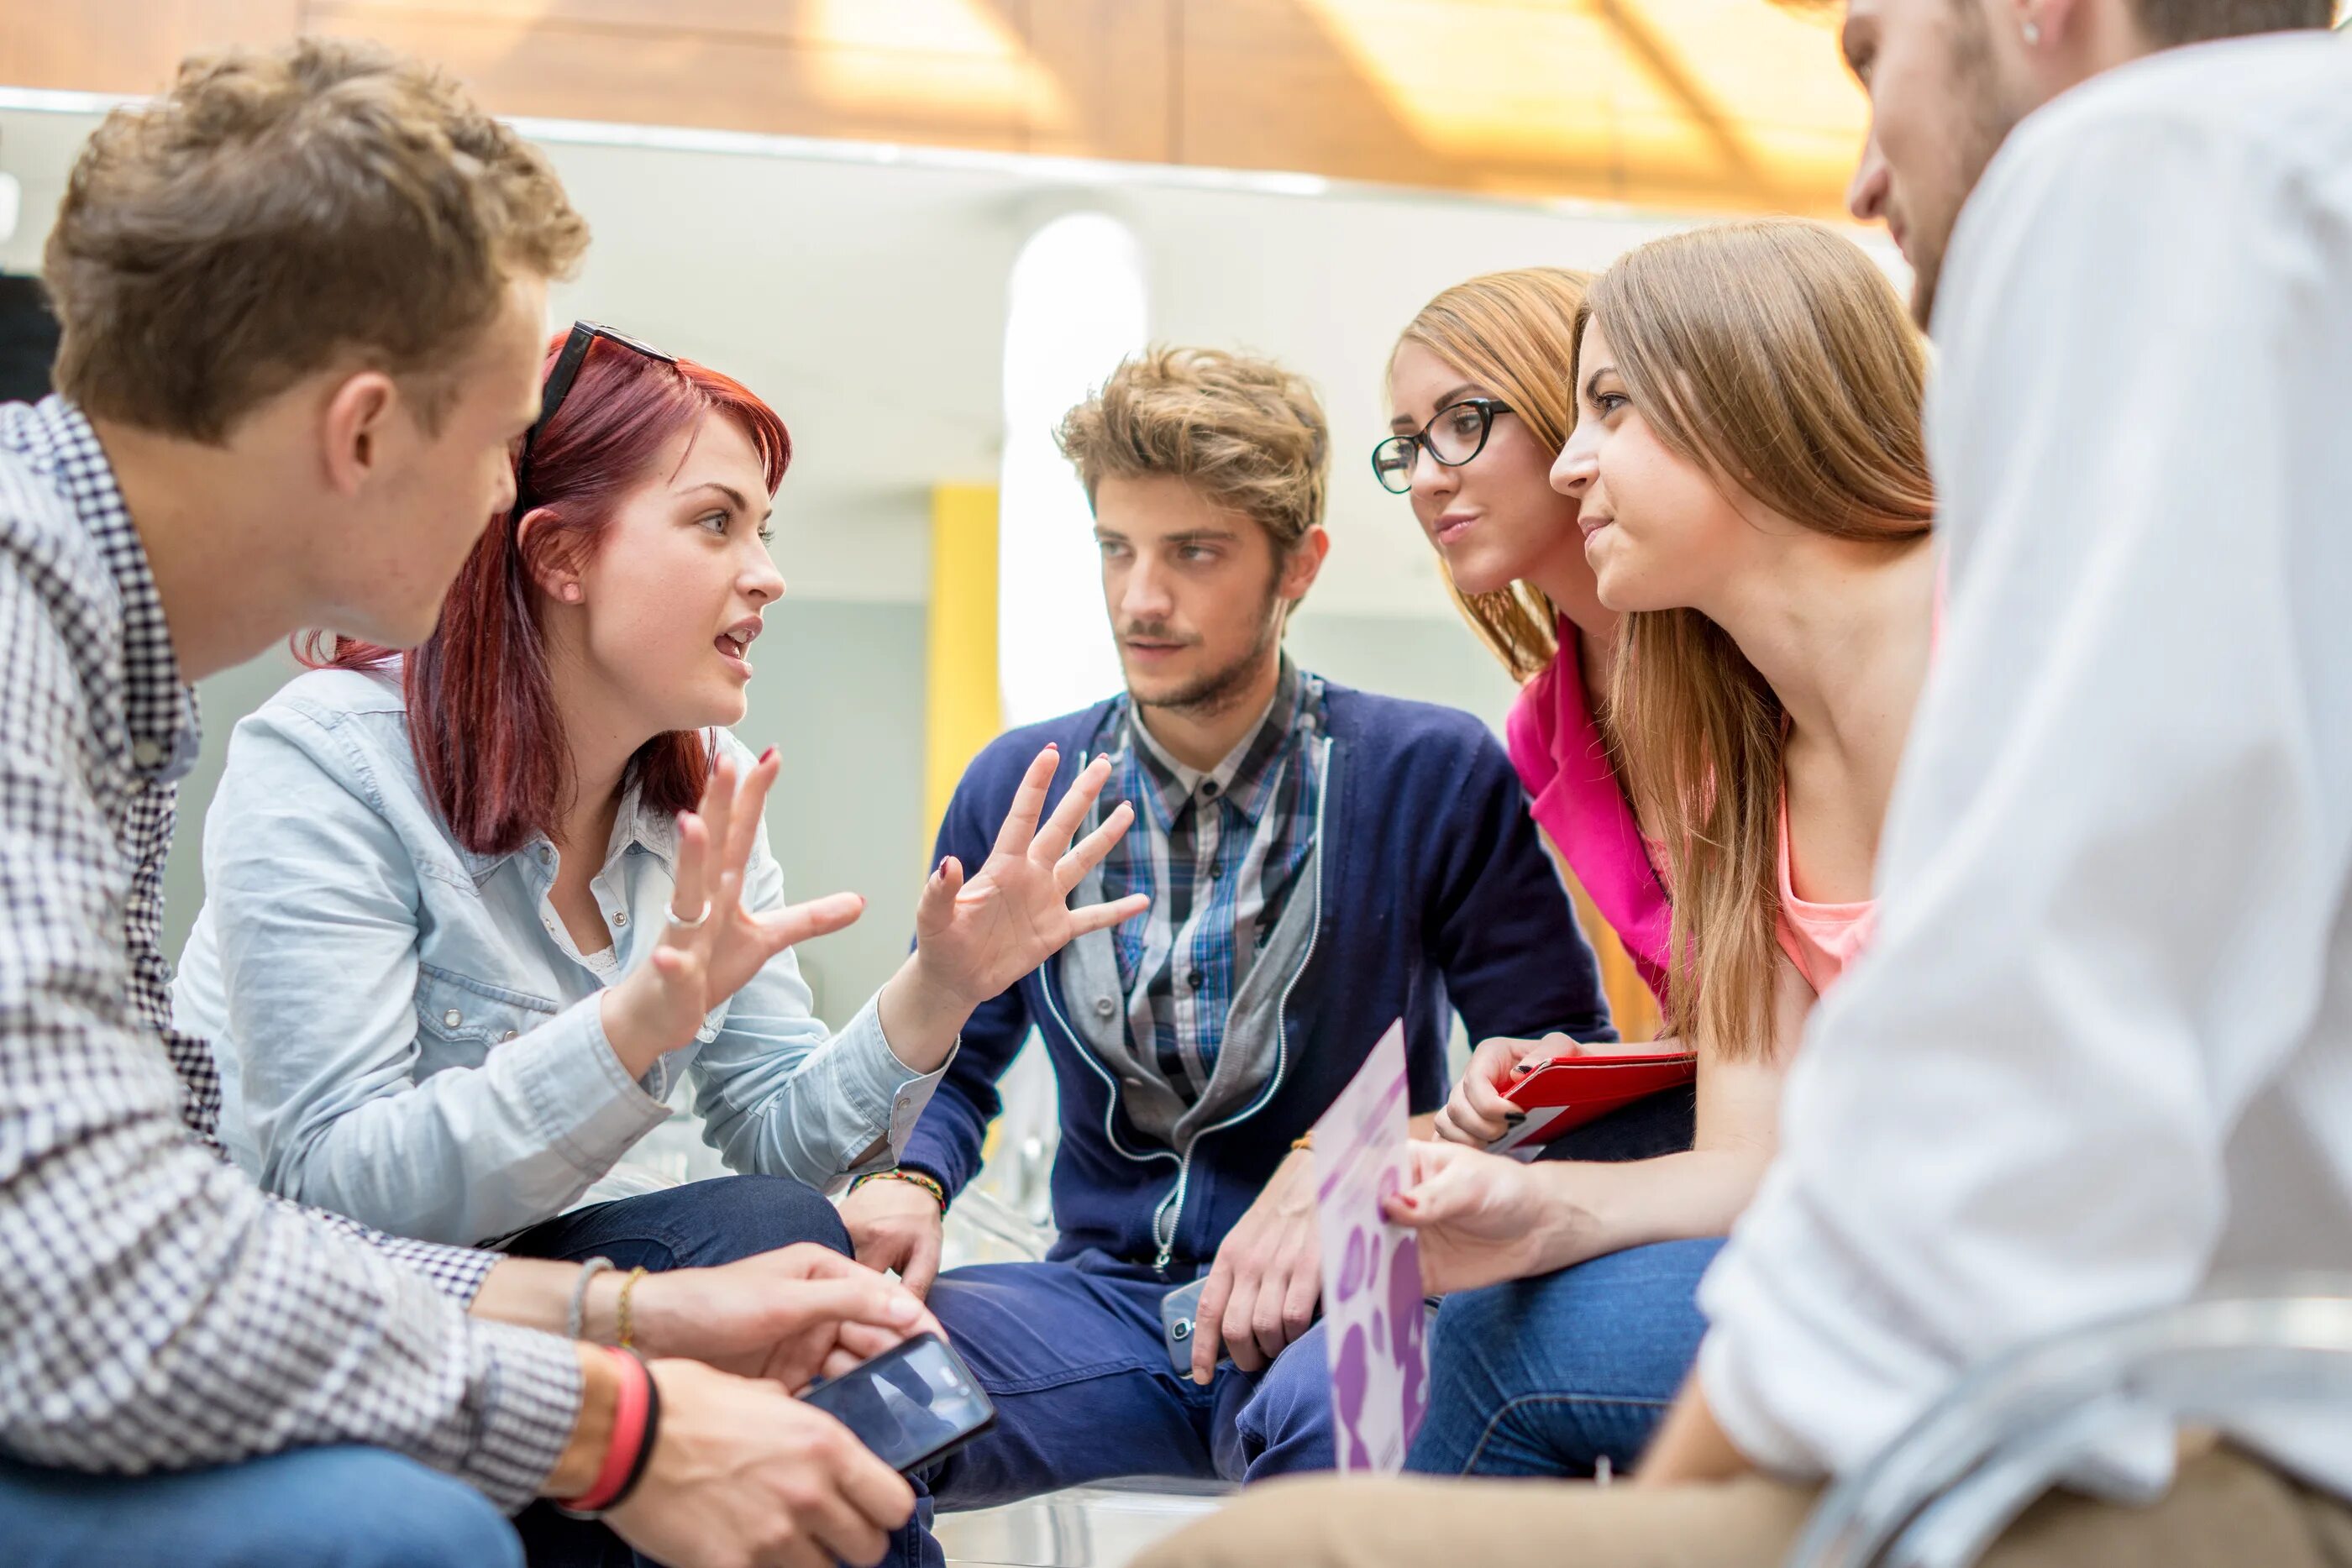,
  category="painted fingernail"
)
[1503,1111,1526,1125]
[1397,1195,1420,1209]
[760,746,778,764]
